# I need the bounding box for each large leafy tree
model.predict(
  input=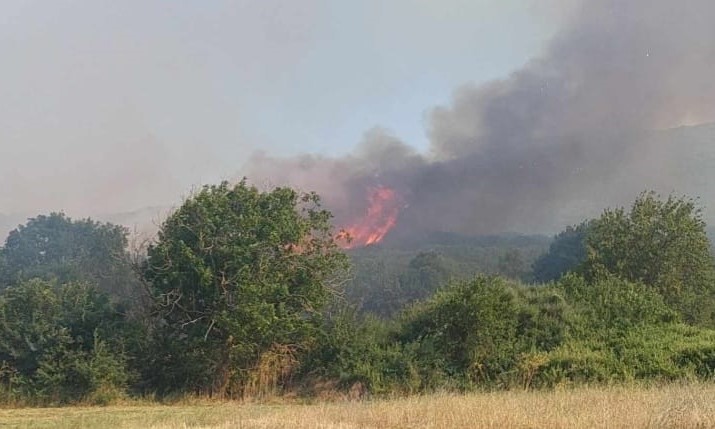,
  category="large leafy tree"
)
[0,213,138,301]
[584,192,715,325]
[141,181,348,396]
